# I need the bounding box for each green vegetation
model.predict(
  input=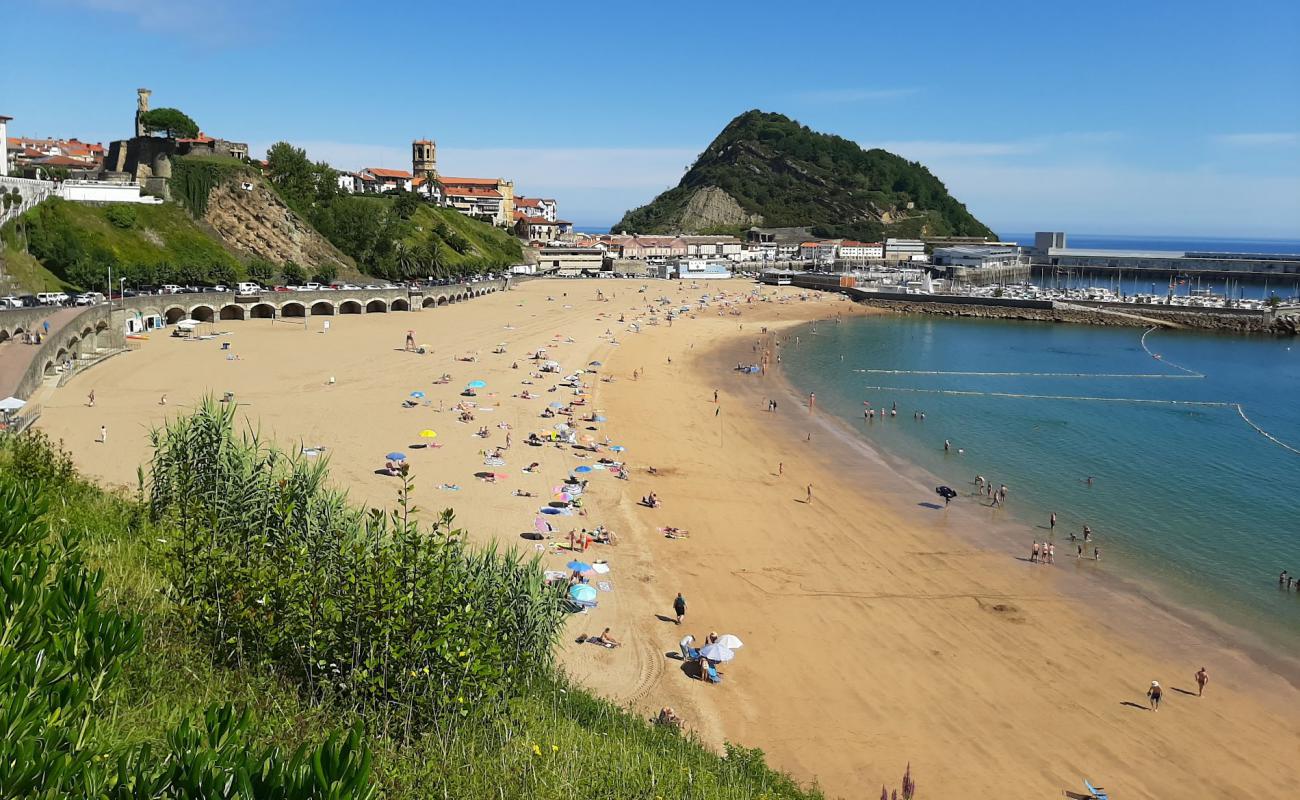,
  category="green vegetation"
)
[615,109,994,240]
[0,412,825,799]
[172,154,253,218]
[6,197,241,290]
[264,142,522,279]
[139,107,200,139]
